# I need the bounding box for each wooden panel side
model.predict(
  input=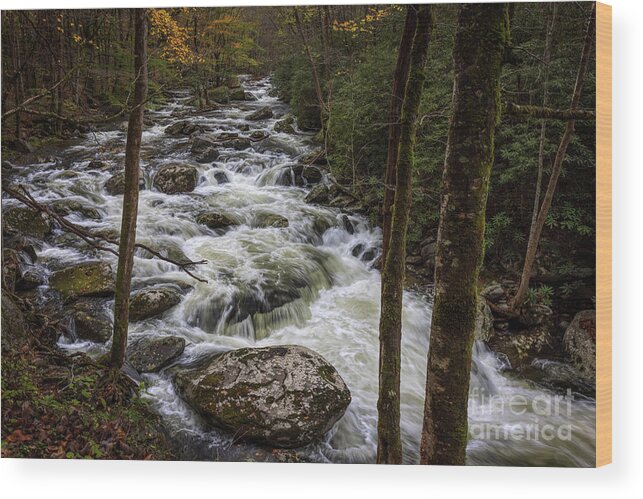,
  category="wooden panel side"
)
[595,1,612,468]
